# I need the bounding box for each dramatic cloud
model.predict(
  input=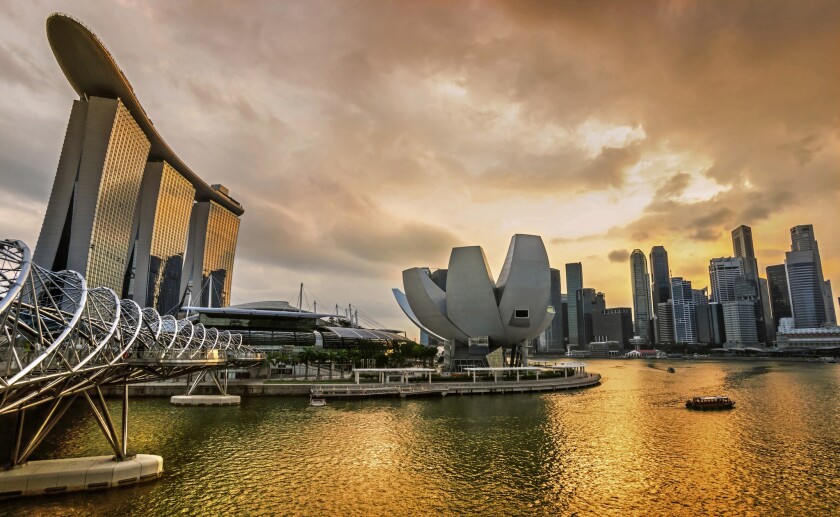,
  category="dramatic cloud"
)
[0,0,838,334]
[607,249,630,263]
